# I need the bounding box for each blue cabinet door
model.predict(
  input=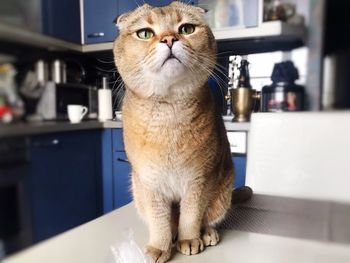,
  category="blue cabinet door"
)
[117,0,198,18]
[113,151,132,208]
[84,0,118,44]
[41,0,81,43]
[232,155,247,189]
[30,131,102,242]
[101,128,132,212]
